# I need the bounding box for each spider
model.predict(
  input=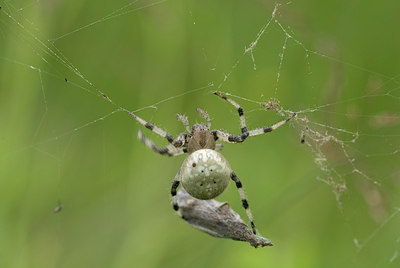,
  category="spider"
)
[131,92,295,234]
